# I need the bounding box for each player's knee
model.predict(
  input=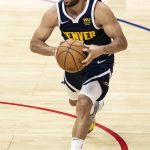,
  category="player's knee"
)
[79,81,102,104]
[77,95,92,114]
[69,99,77,106]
